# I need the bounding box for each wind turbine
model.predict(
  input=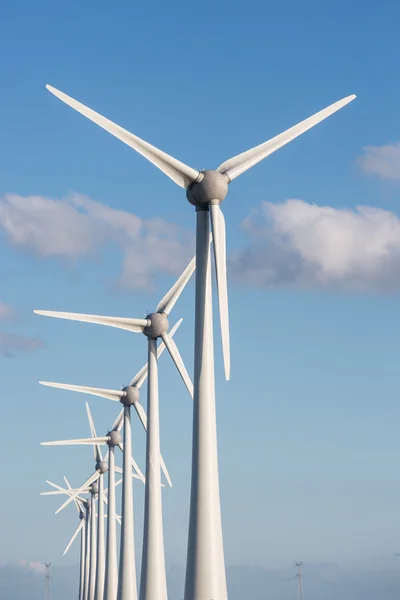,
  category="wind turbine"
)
[41,478,89,600]
[39,319,183,600]
[35,255,196,600]
[43,476,123,600]
[41,404,140,600]
[44,83,356,600]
